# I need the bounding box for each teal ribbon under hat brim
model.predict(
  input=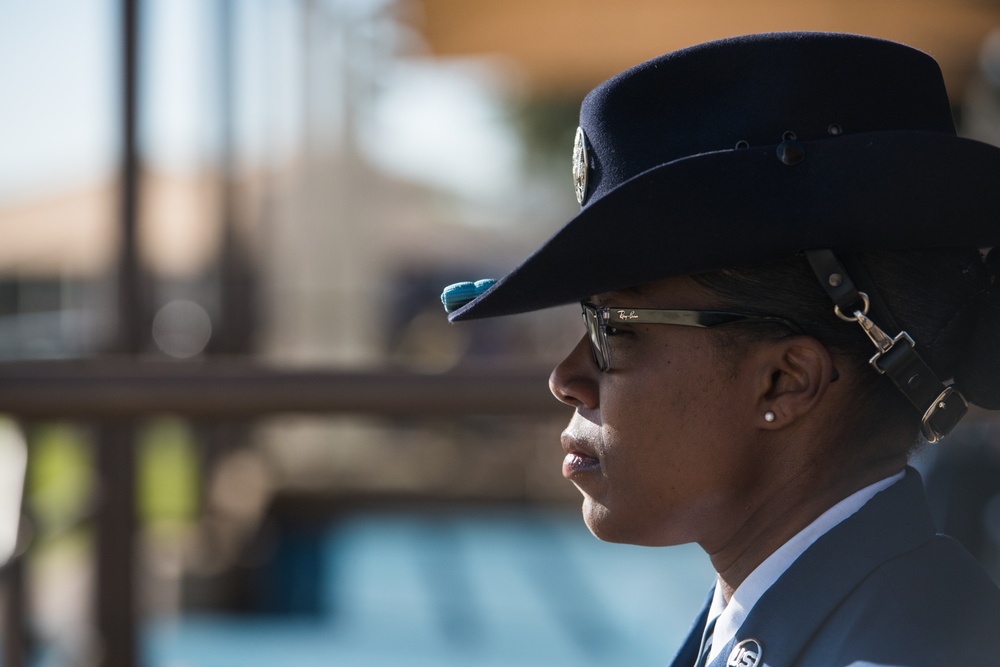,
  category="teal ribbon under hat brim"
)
[441,279,496,313]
